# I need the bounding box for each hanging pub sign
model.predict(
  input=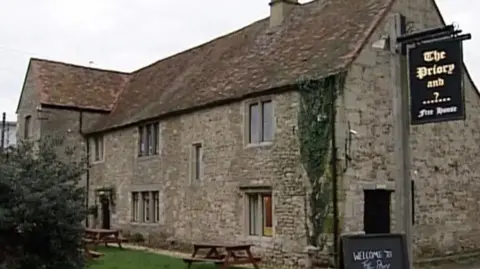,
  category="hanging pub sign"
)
[408,38,465,125]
